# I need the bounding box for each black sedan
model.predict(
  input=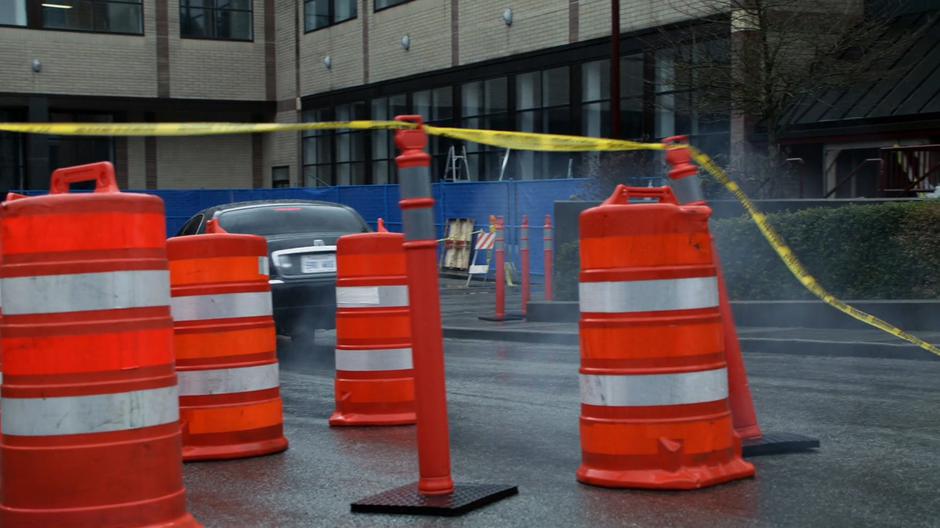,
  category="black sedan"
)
[176,200,370,336]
